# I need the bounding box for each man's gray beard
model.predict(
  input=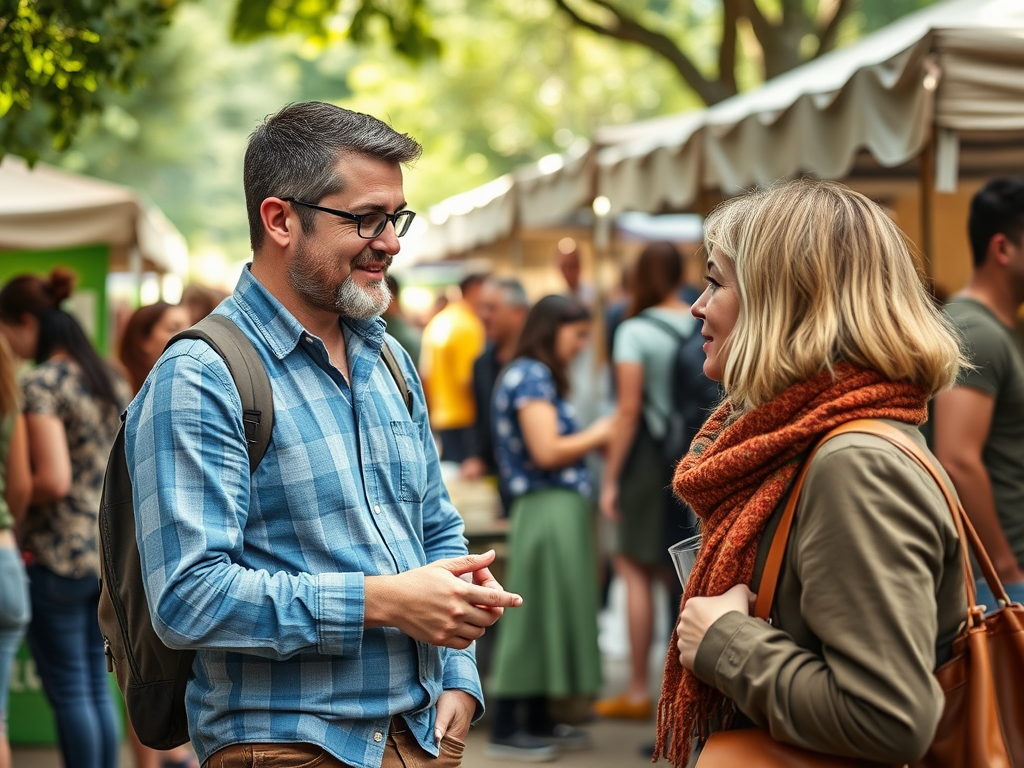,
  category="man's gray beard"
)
[336,272,391,320]
[288,240,392,319]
